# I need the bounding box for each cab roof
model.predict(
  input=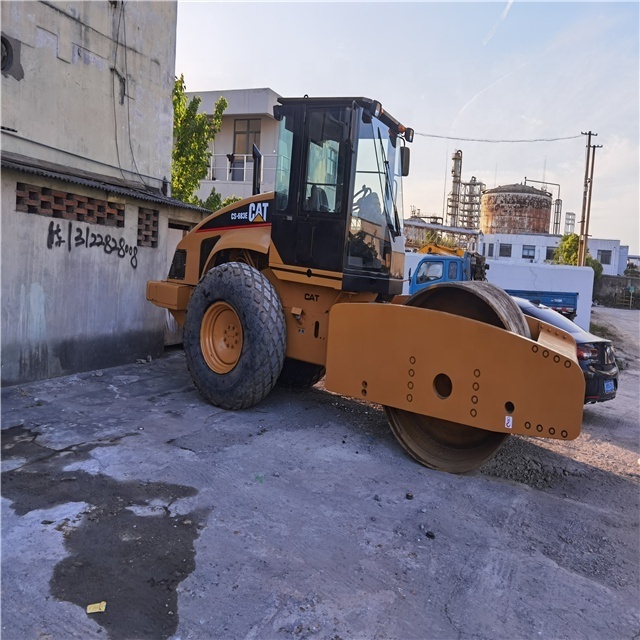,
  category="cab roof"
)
[277,96,412,140]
